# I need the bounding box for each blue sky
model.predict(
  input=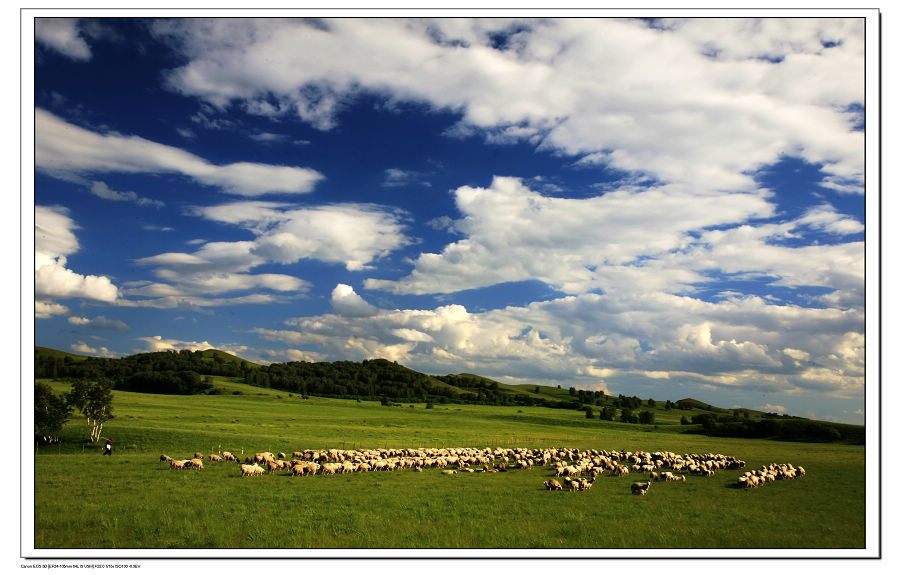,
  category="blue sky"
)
[30,15,870,423]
